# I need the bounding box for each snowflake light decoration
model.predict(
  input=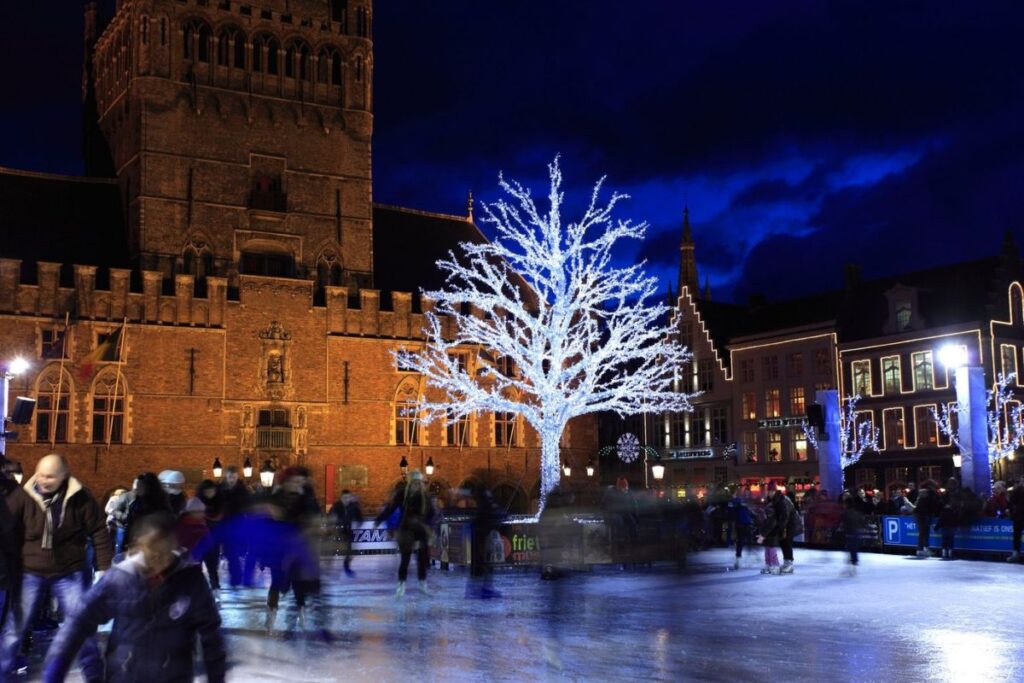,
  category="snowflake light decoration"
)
[617,433,640,463]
